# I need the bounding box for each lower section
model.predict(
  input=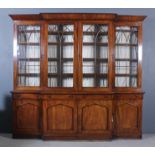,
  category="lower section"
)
[12,92,143,140]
